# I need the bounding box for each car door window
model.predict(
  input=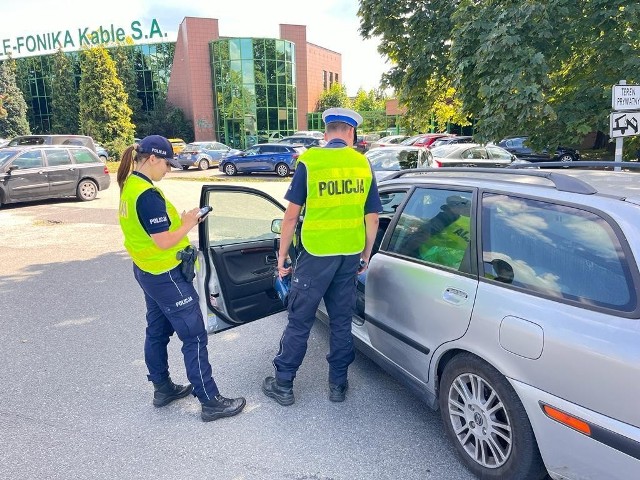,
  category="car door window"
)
[206,190,283,246]
[71,149,98,164]
[45,149,72,166]
[387,188,473,271]
[12,150,44,169]
[481,194,635,311]
[245,147,260,156]
[487,146,513,160]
